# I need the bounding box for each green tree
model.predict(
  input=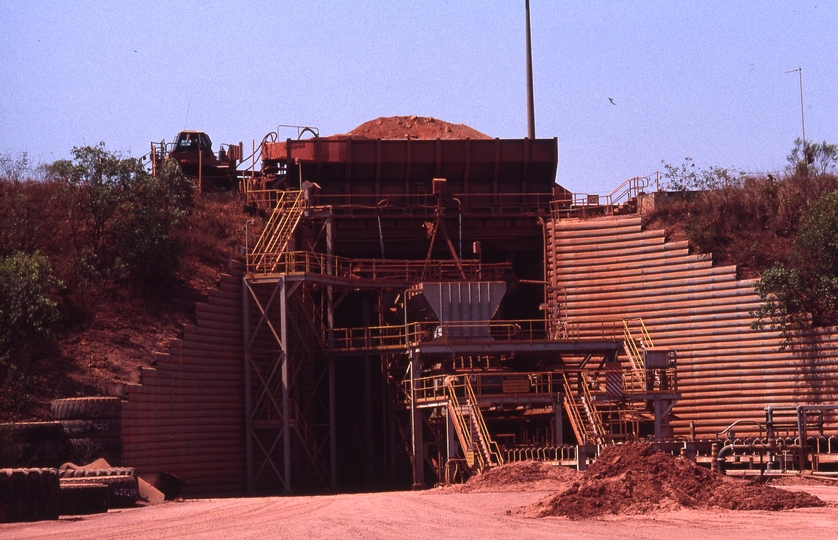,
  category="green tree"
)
[753,191,838,344]
[112,157,193,289]
[51,144,142,273]
[51,145,193,294]
[0,252,62,373]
